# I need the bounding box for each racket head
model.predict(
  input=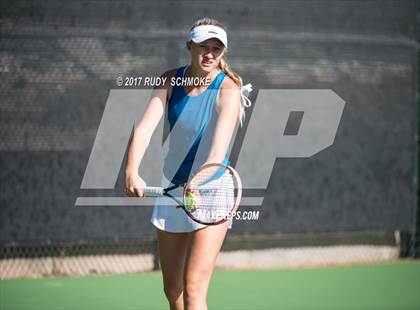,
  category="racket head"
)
[183,163,242,225]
